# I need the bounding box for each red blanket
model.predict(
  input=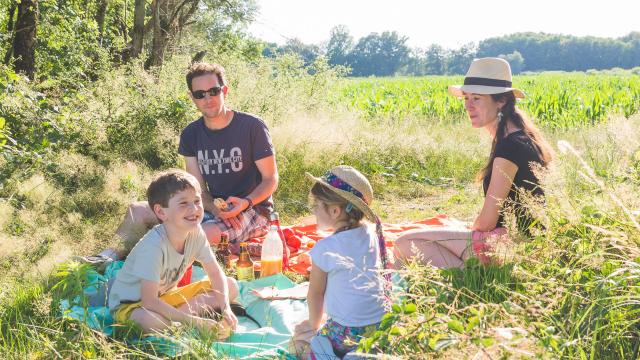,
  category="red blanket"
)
[264,214,462,275]
[177,215,463,286]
